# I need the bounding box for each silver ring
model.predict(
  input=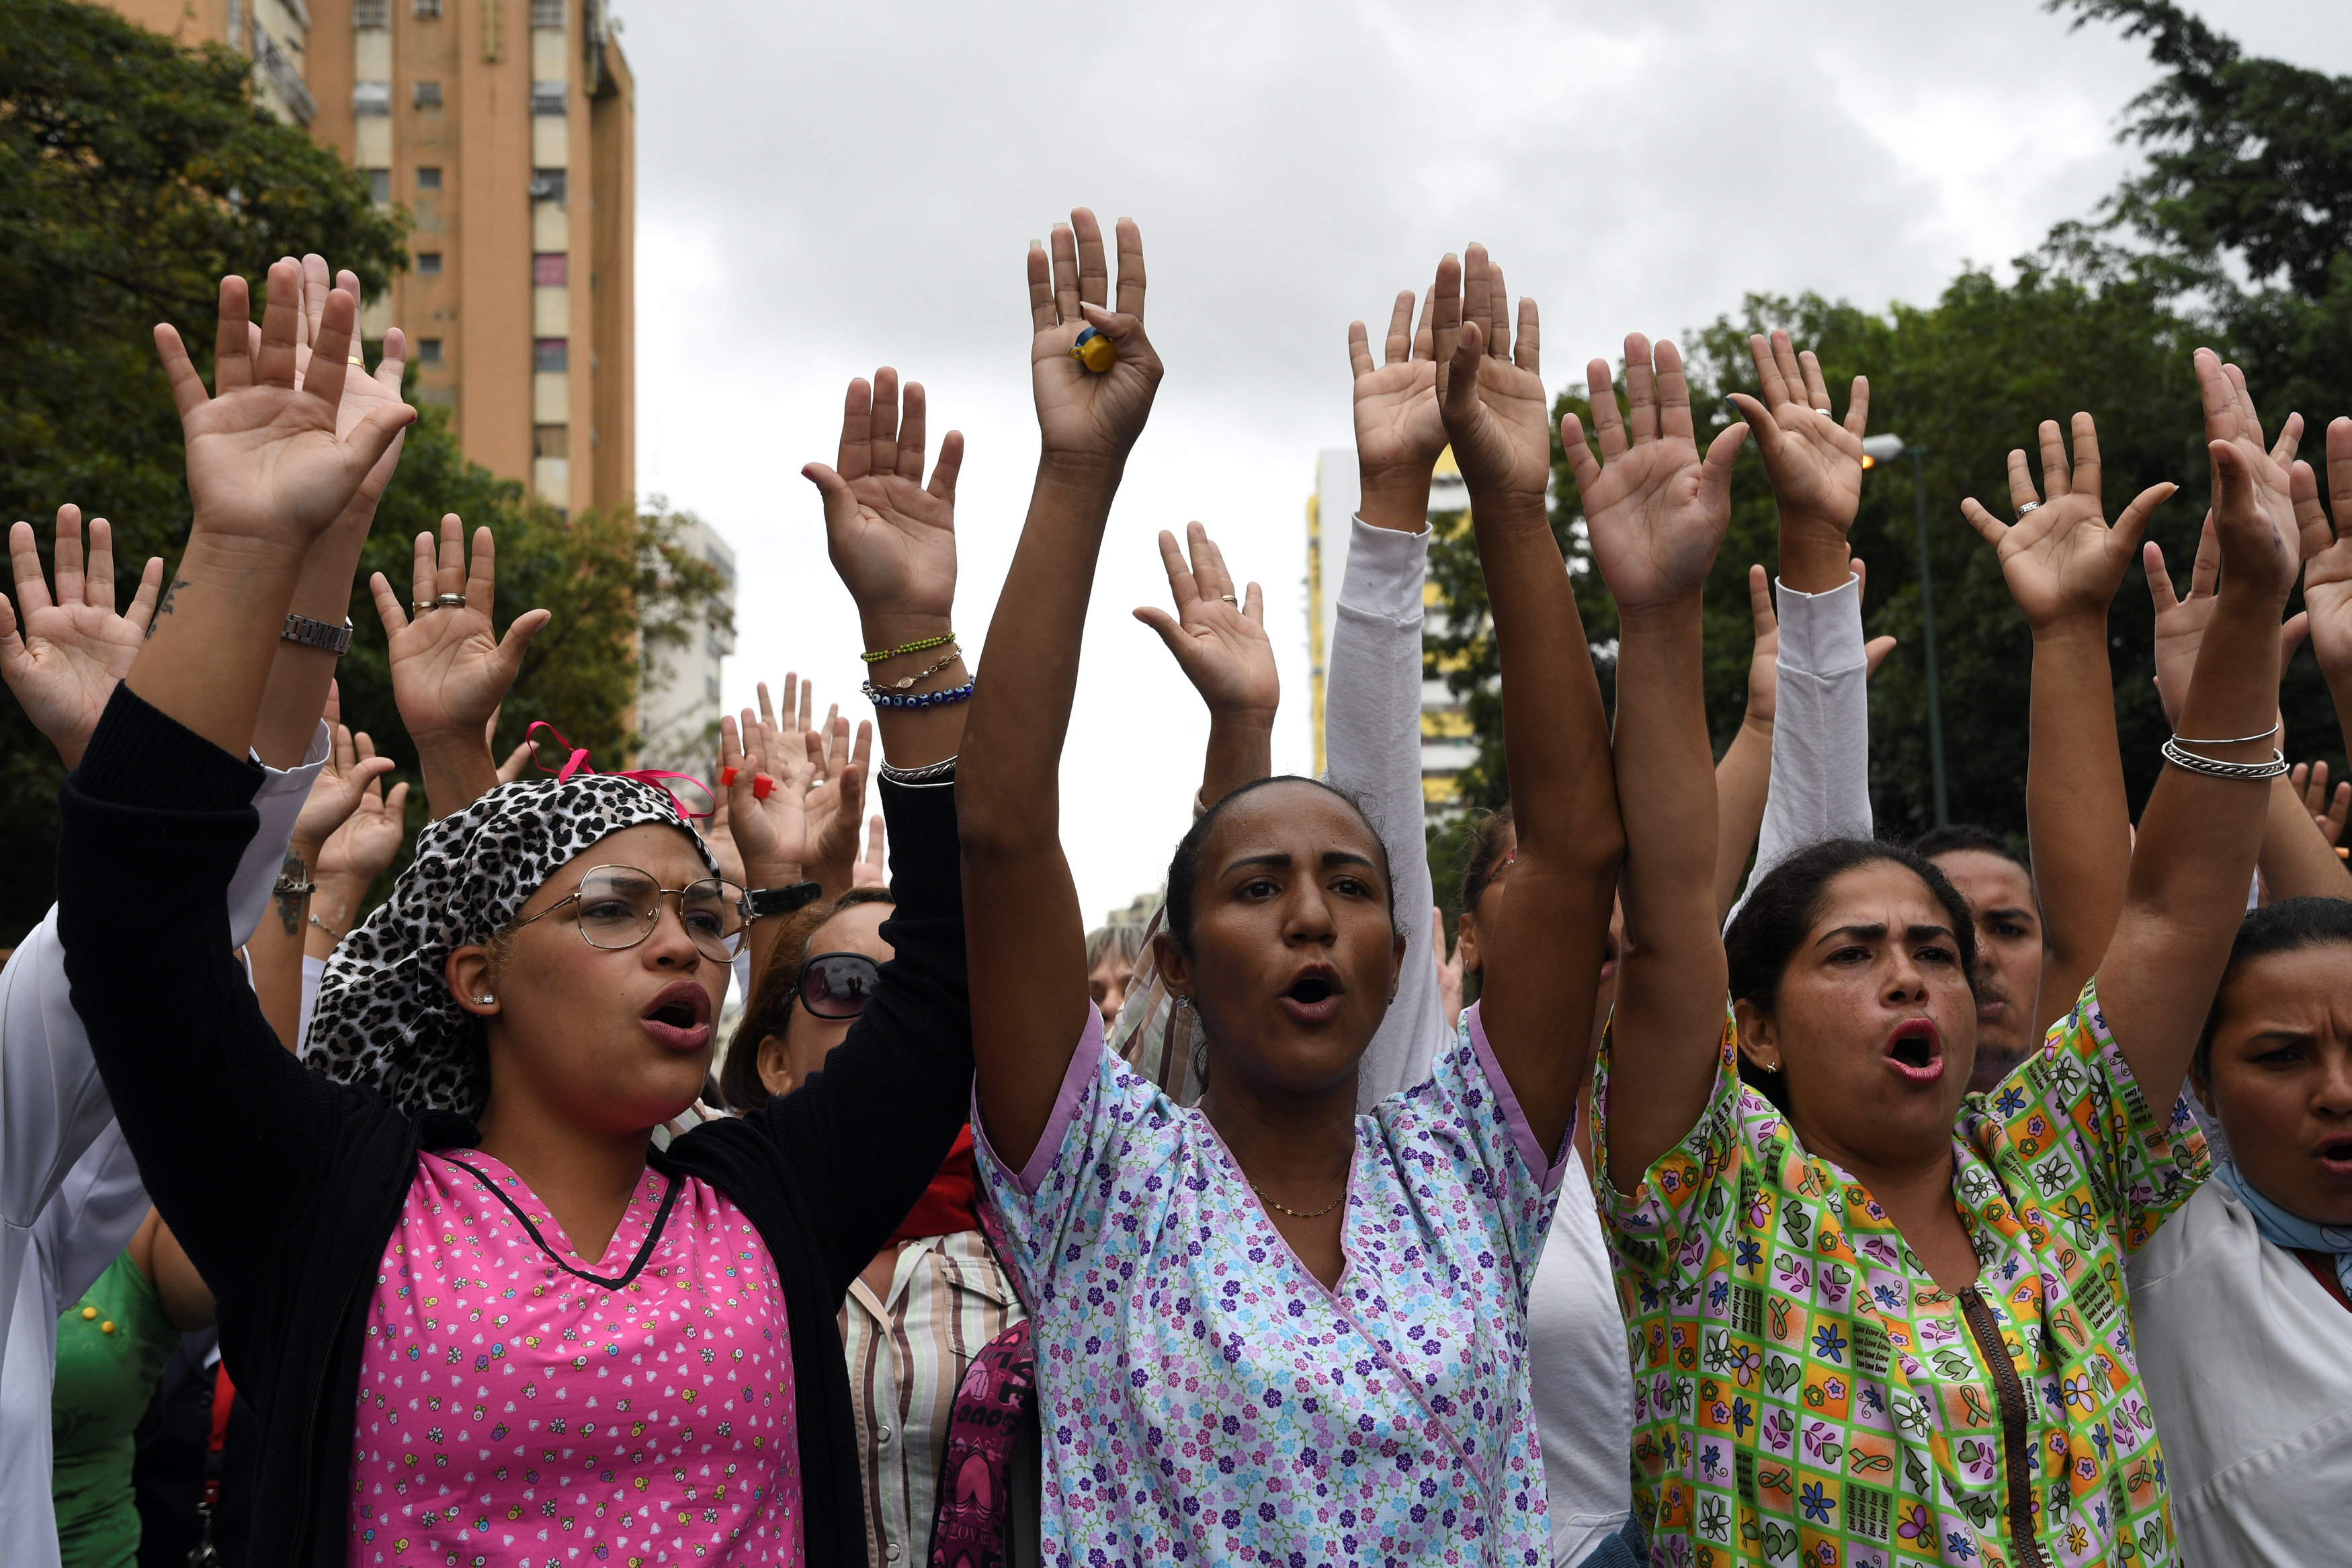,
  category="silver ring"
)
[1220,595,1238,606]
[434,593,468,609]
[1814,407,1835,418]
[411,601,432,615]
[2015,501,2042,517]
